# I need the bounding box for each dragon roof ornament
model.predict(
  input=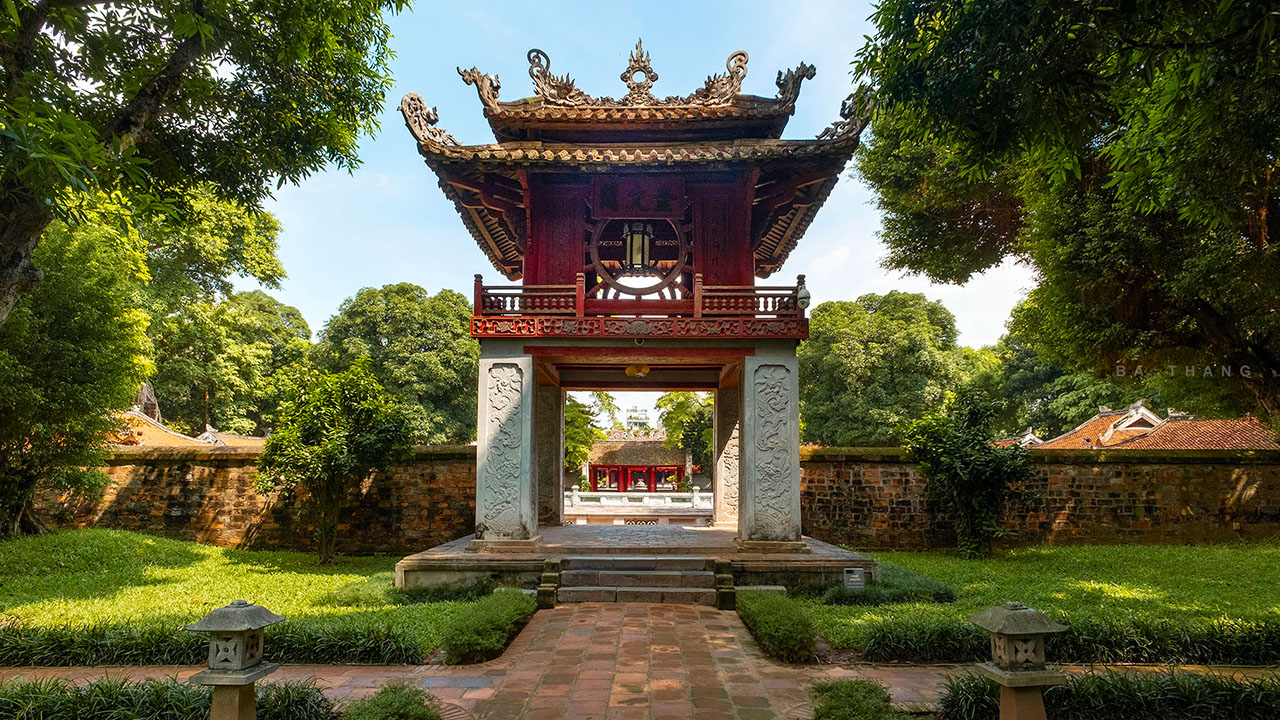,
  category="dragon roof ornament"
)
[398,93,459,147]
[453,39,813,110]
